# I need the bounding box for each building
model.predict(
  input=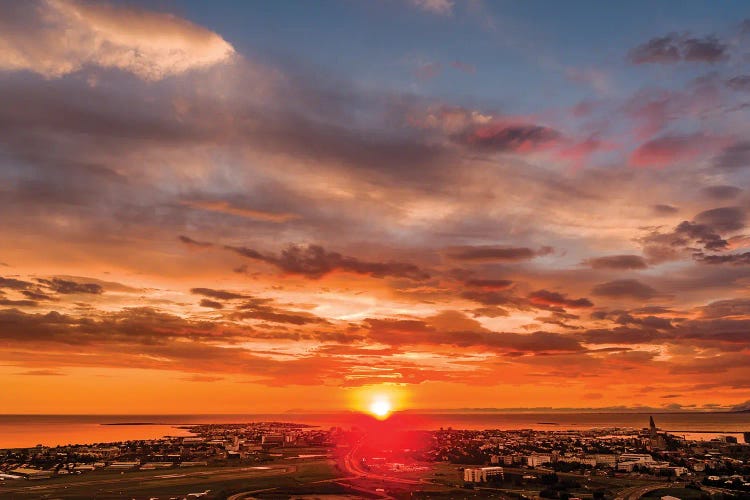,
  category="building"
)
[261,433,284,446]
[464,466,504,483]
[9,468,54,480]
[617,453,656,472]
[594,454,617,467]
[744,432,750,444]
[527,453,552,467]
